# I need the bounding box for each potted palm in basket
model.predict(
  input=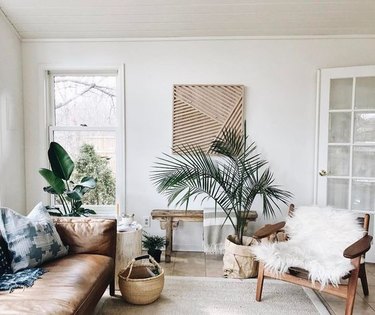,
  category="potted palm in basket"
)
[151,127,292,278]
